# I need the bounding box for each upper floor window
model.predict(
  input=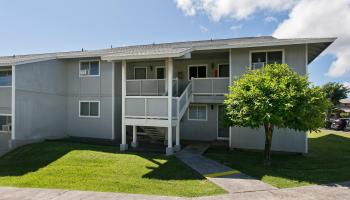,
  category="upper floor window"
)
[218,64,229,77]
[188,65,207,80]
[0,69,12,86]
[251,50,283,70]
[79,101,100,118]
[134,67,147,79]
[79,60,100,77]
